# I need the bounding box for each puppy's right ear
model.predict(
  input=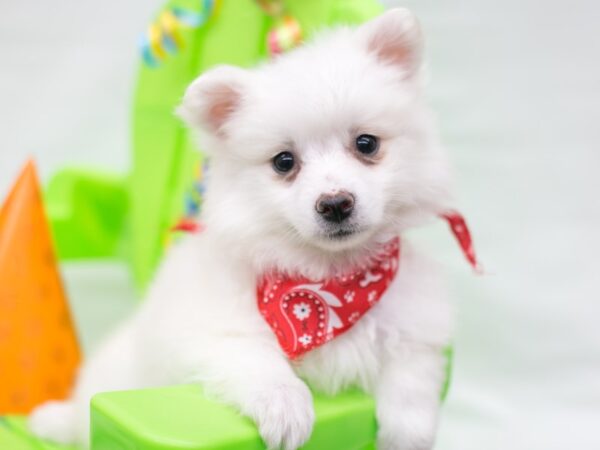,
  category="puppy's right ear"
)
[358,8,423,80]
[177,65,248,137]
